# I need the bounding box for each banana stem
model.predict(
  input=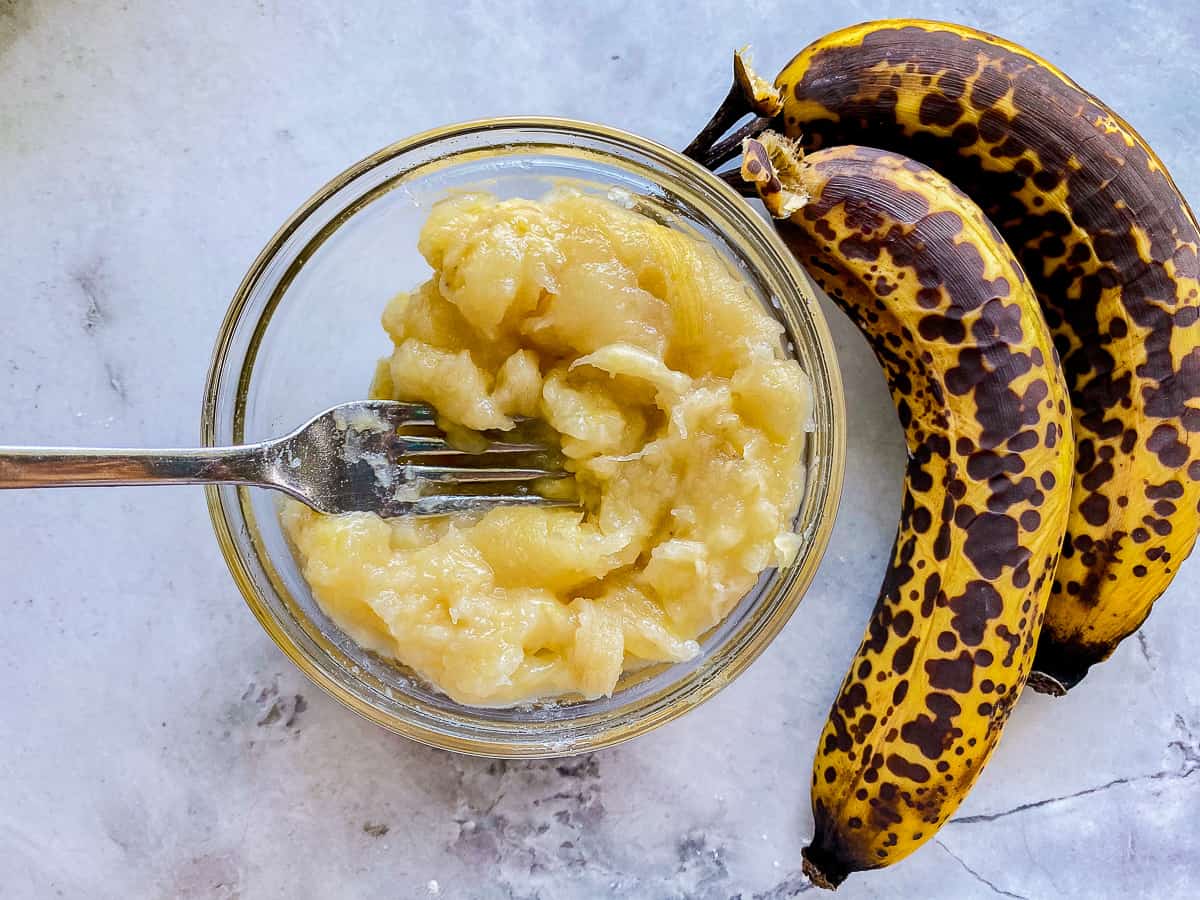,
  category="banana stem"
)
[701,115,775,169]
[682,81,748,161]
[682,50,782,163]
